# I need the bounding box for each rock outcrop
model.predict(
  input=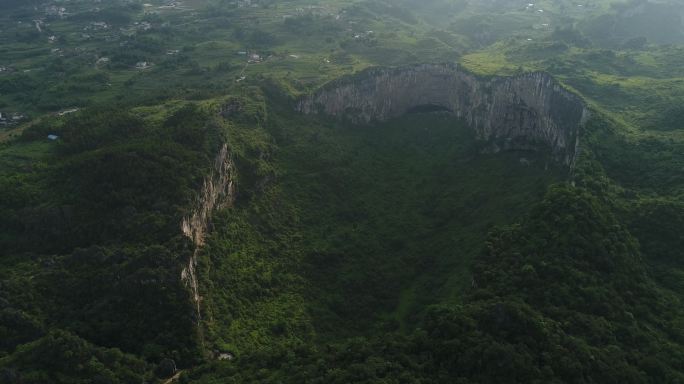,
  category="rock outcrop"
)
[181,143,236,340]
[297,64,589,165]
